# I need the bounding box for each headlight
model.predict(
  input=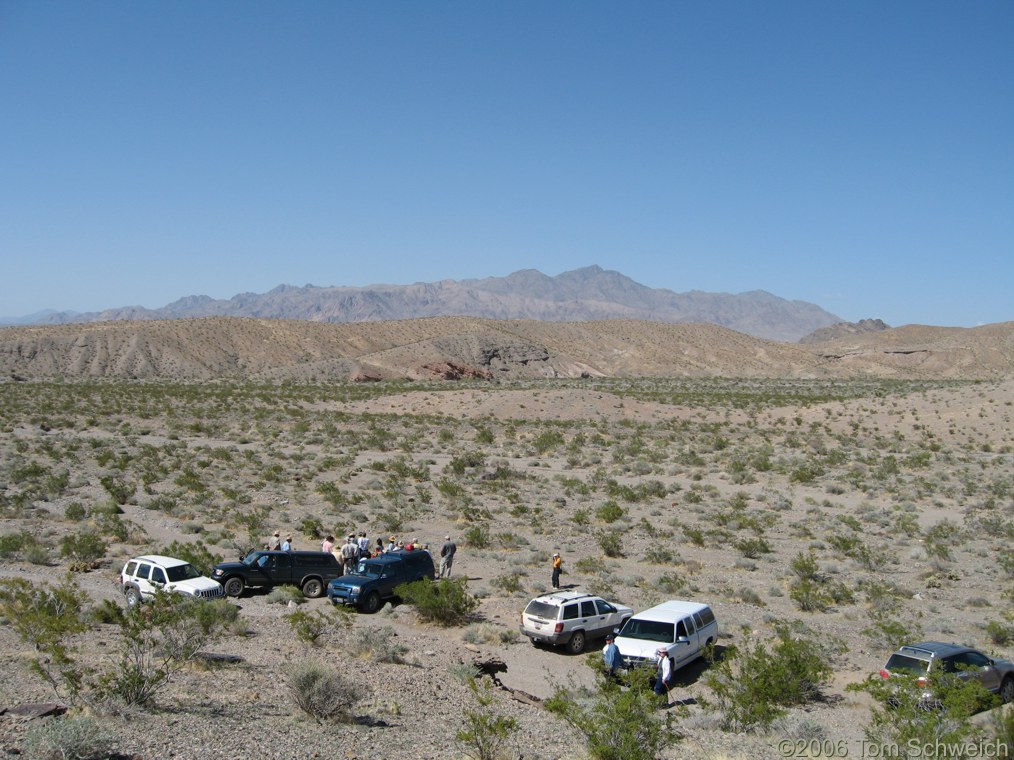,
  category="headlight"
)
[212,569,223,576]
